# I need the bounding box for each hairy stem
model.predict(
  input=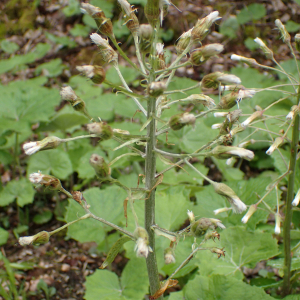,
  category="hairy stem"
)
[145,94,161,296]
[282,112,300,295]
